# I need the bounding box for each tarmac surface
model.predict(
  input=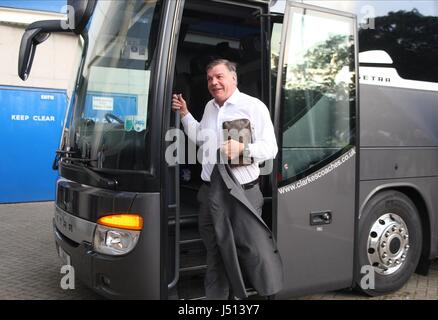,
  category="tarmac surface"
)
[1,201,437,300]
